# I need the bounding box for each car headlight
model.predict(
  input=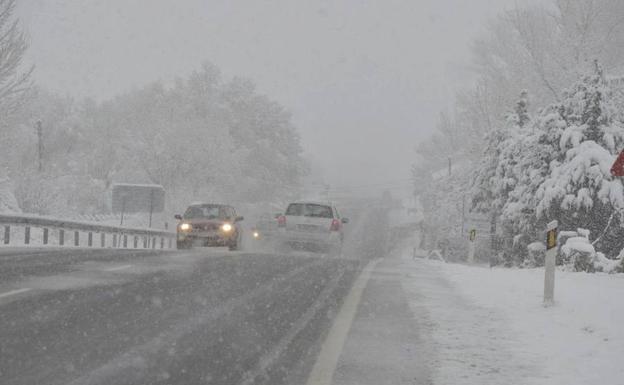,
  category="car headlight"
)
[253,231,260,239]
[179,223,192,231]
[221,223,233,232]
